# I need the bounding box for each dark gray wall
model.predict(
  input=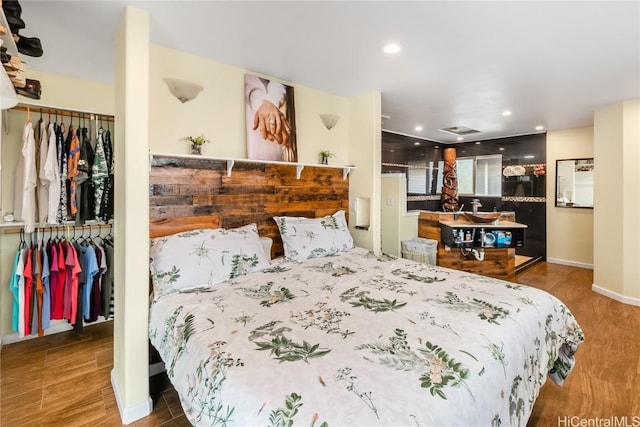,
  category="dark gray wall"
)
[382,132,547,260]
